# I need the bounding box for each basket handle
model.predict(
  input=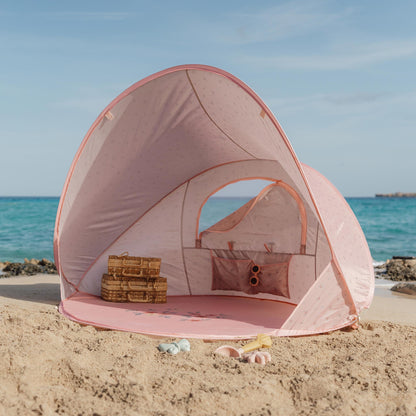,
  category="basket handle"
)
[127,292,136,302]
[119,252,129,267]
[121,270,140,278]
[127,292,148,302]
